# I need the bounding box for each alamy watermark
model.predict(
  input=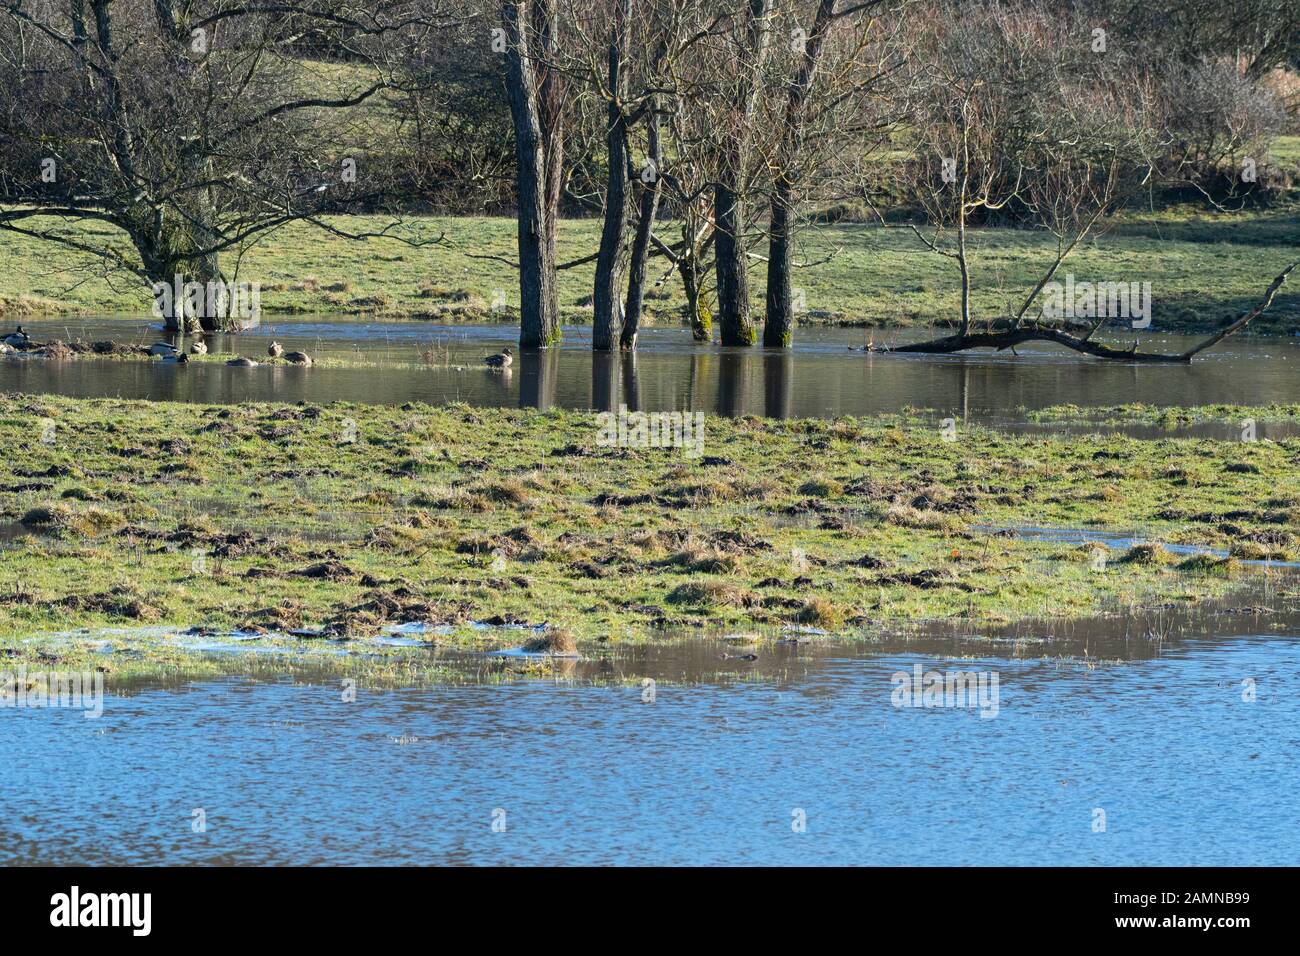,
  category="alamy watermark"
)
[891,663,1000,718]
[151,274,261,325]
[596,404,705,458]
[1,666,104,718]
[1041,273,1151,329]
